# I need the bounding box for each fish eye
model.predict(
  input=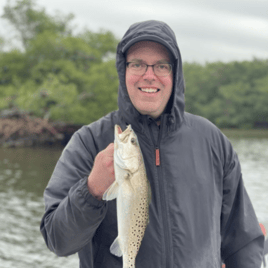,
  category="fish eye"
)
[131,138,136,145]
